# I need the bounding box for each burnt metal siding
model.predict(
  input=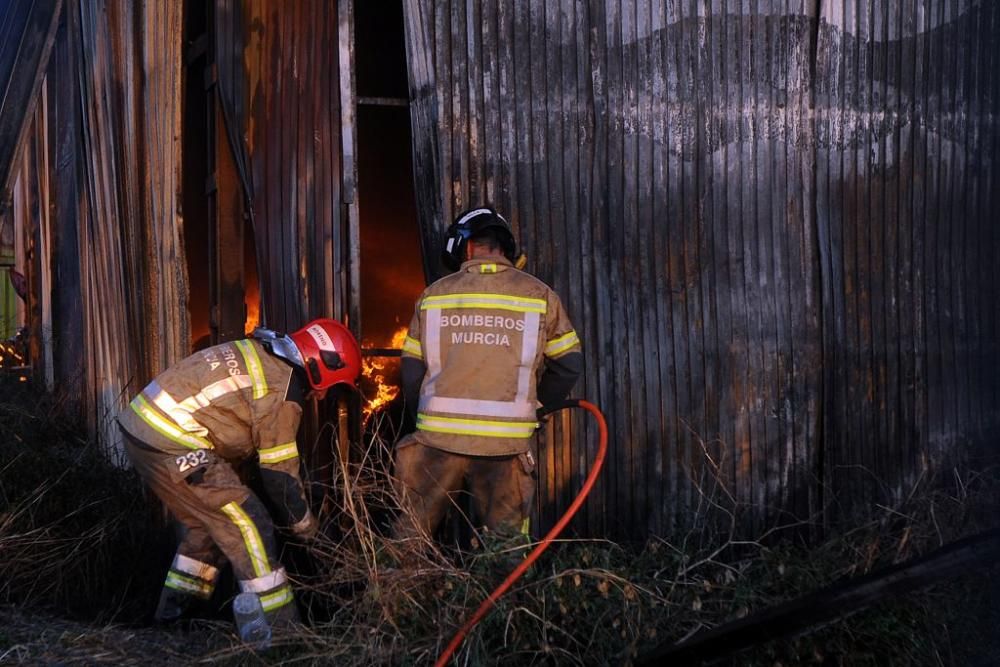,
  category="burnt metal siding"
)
[6,2,189,455]
[11,101,54,390]
[75,0,188,452]
[6,12,83,399]
[814,3,1000,522]
[222,0,353,334]
[404,1,1000,538]
[0,0,62,211]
